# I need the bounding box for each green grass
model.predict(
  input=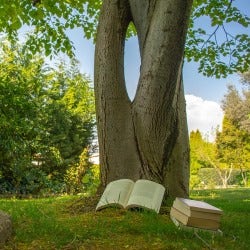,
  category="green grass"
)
[0,188,249,249]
